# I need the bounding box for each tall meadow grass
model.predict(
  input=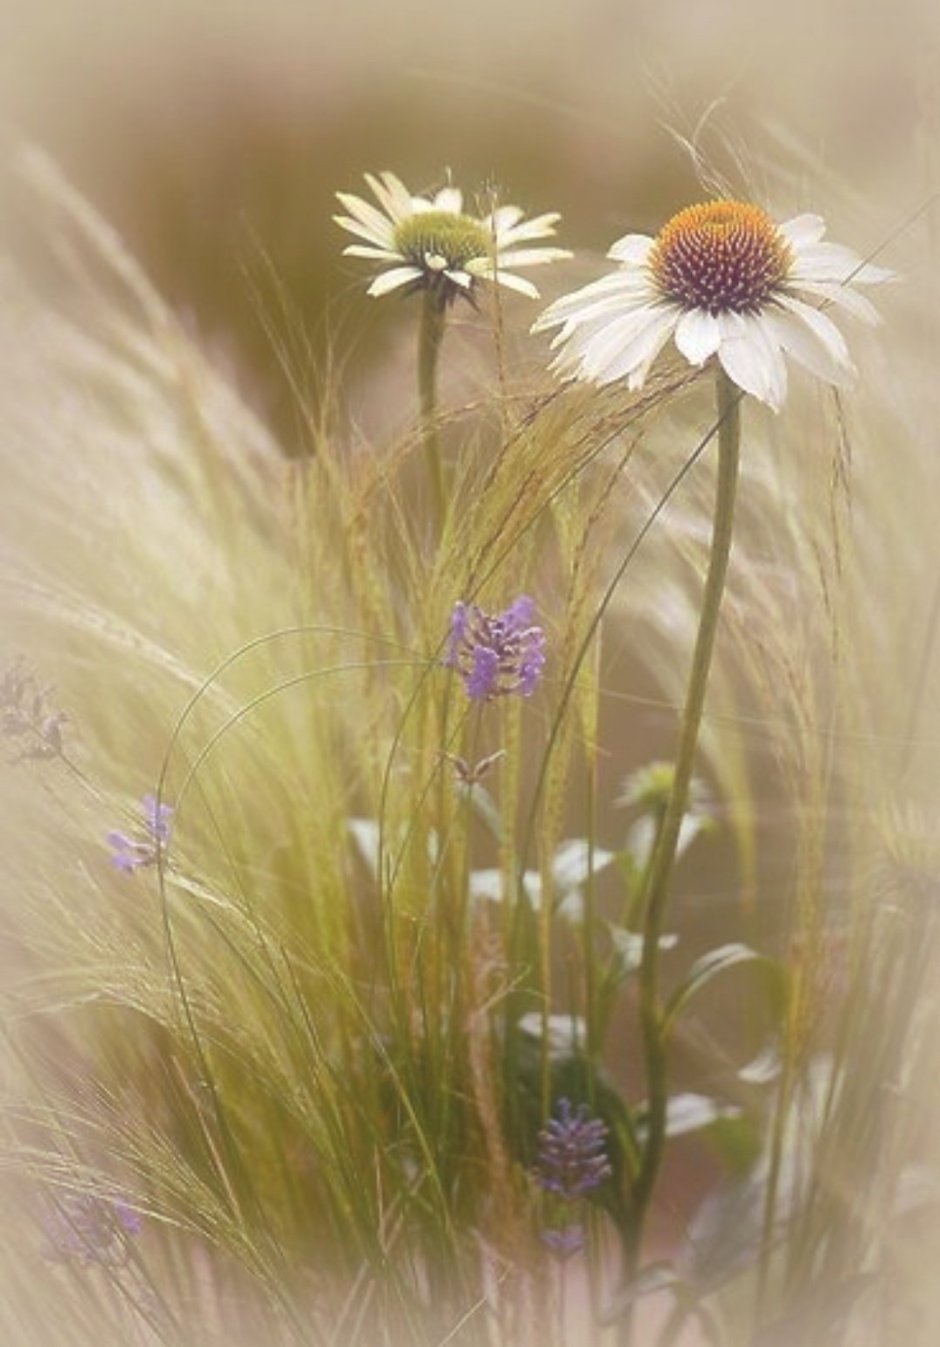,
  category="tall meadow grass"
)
[1,137,939,1347]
